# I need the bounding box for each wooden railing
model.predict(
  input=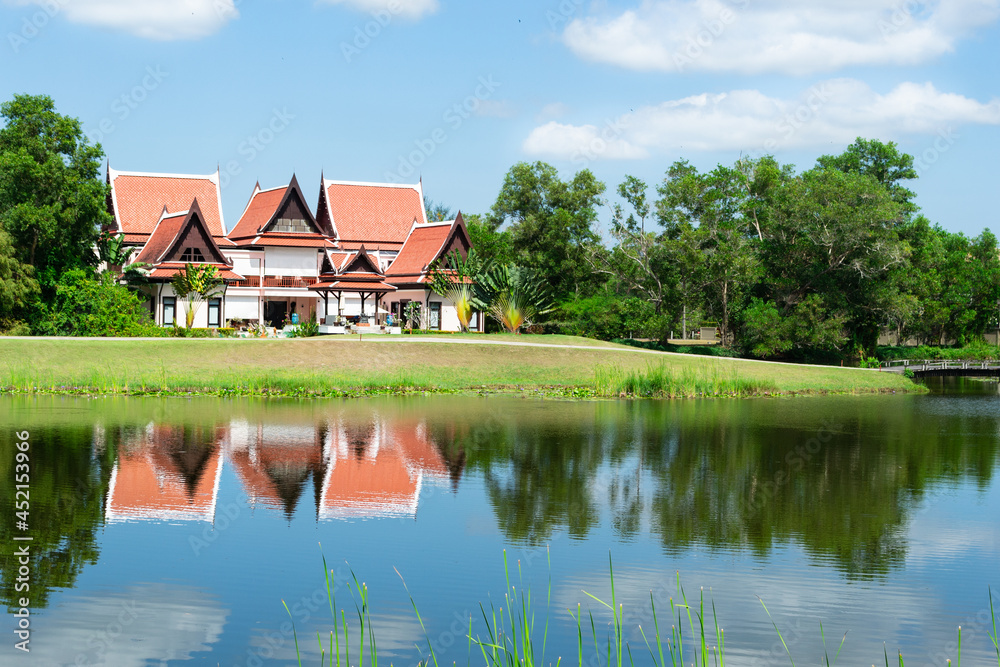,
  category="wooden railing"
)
[229,276,318,288]
[880,359,1000,373]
